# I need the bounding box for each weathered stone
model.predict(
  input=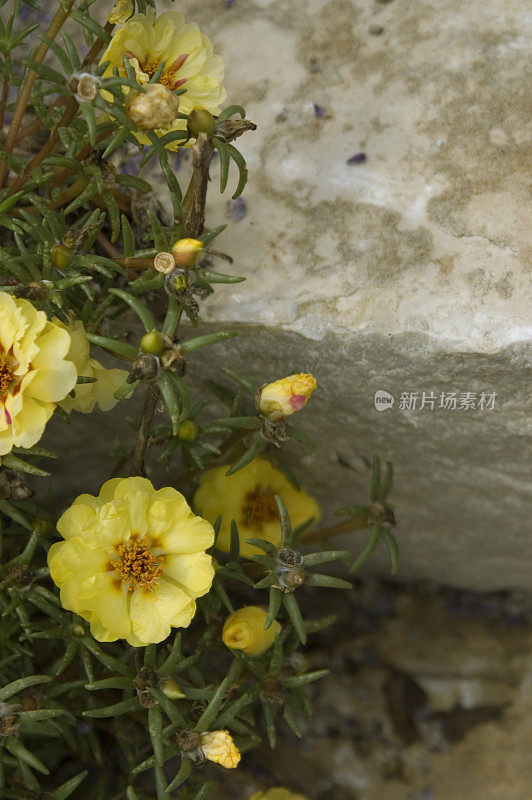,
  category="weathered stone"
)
[46,0,531,593]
